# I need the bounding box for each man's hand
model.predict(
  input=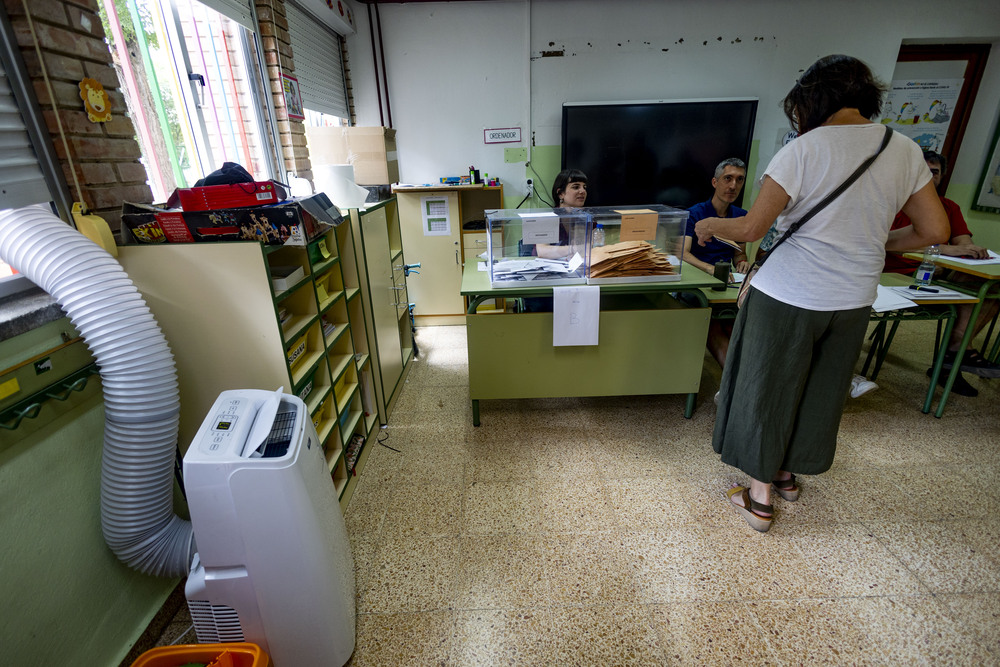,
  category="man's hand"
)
[942,242,988,259]
[694,217,716,246]
[734,259,750,273]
